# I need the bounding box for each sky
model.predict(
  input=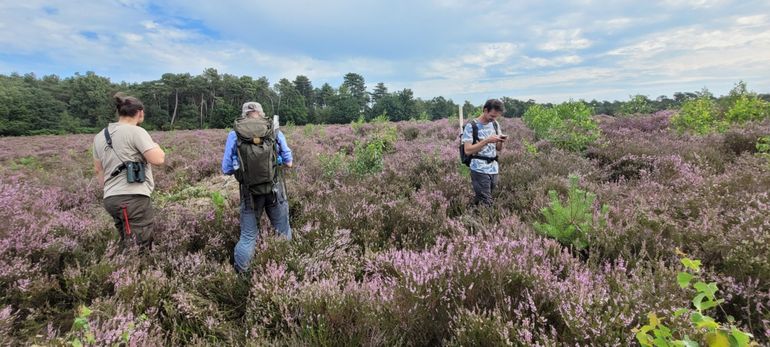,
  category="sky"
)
[1,0,769,104]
